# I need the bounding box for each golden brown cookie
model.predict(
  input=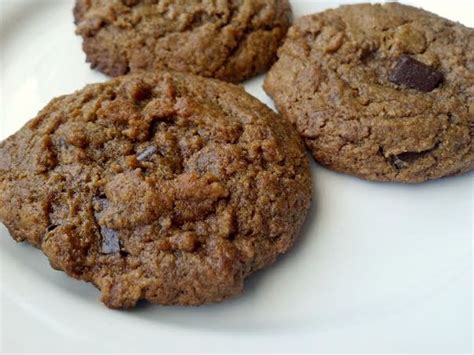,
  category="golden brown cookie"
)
[264,3,473,182]
[74,0,291,82]
[0,72,311,308]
